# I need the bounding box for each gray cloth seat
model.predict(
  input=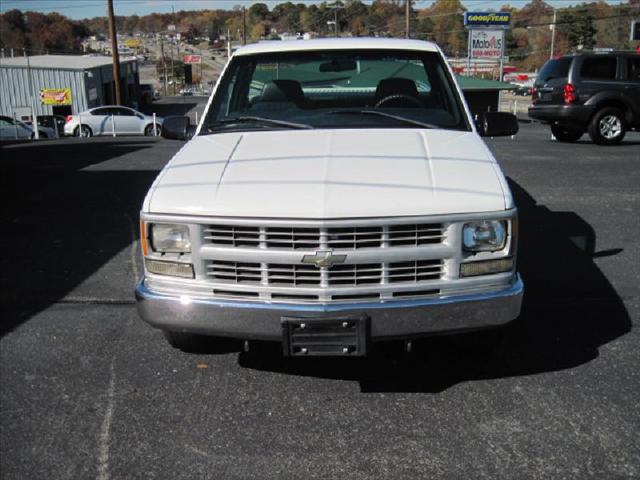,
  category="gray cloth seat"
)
[375,77,419,101]
[259,80,305,105]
